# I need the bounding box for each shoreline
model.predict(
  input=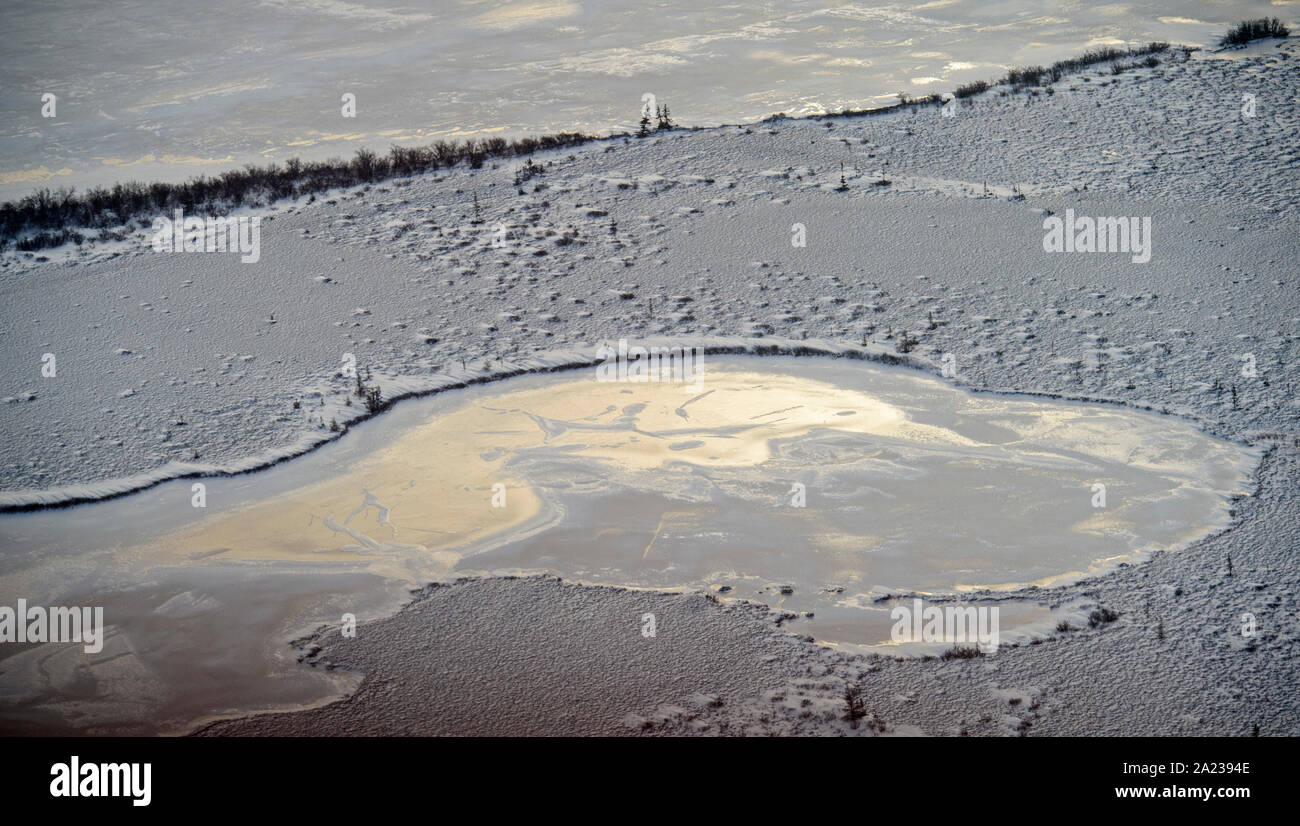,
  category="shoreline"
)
[0,334,1269,513]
